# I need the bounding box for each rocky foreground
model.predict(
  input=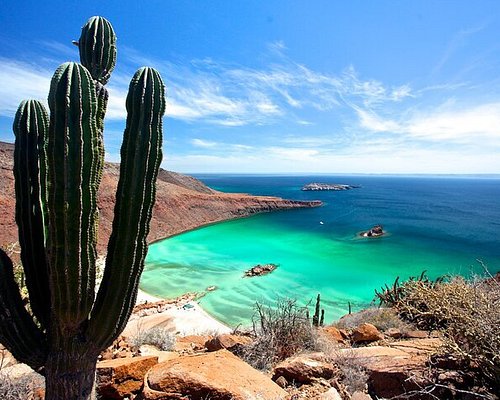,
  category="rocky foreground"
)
[0,304,469,400]
[0,141,321,256]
